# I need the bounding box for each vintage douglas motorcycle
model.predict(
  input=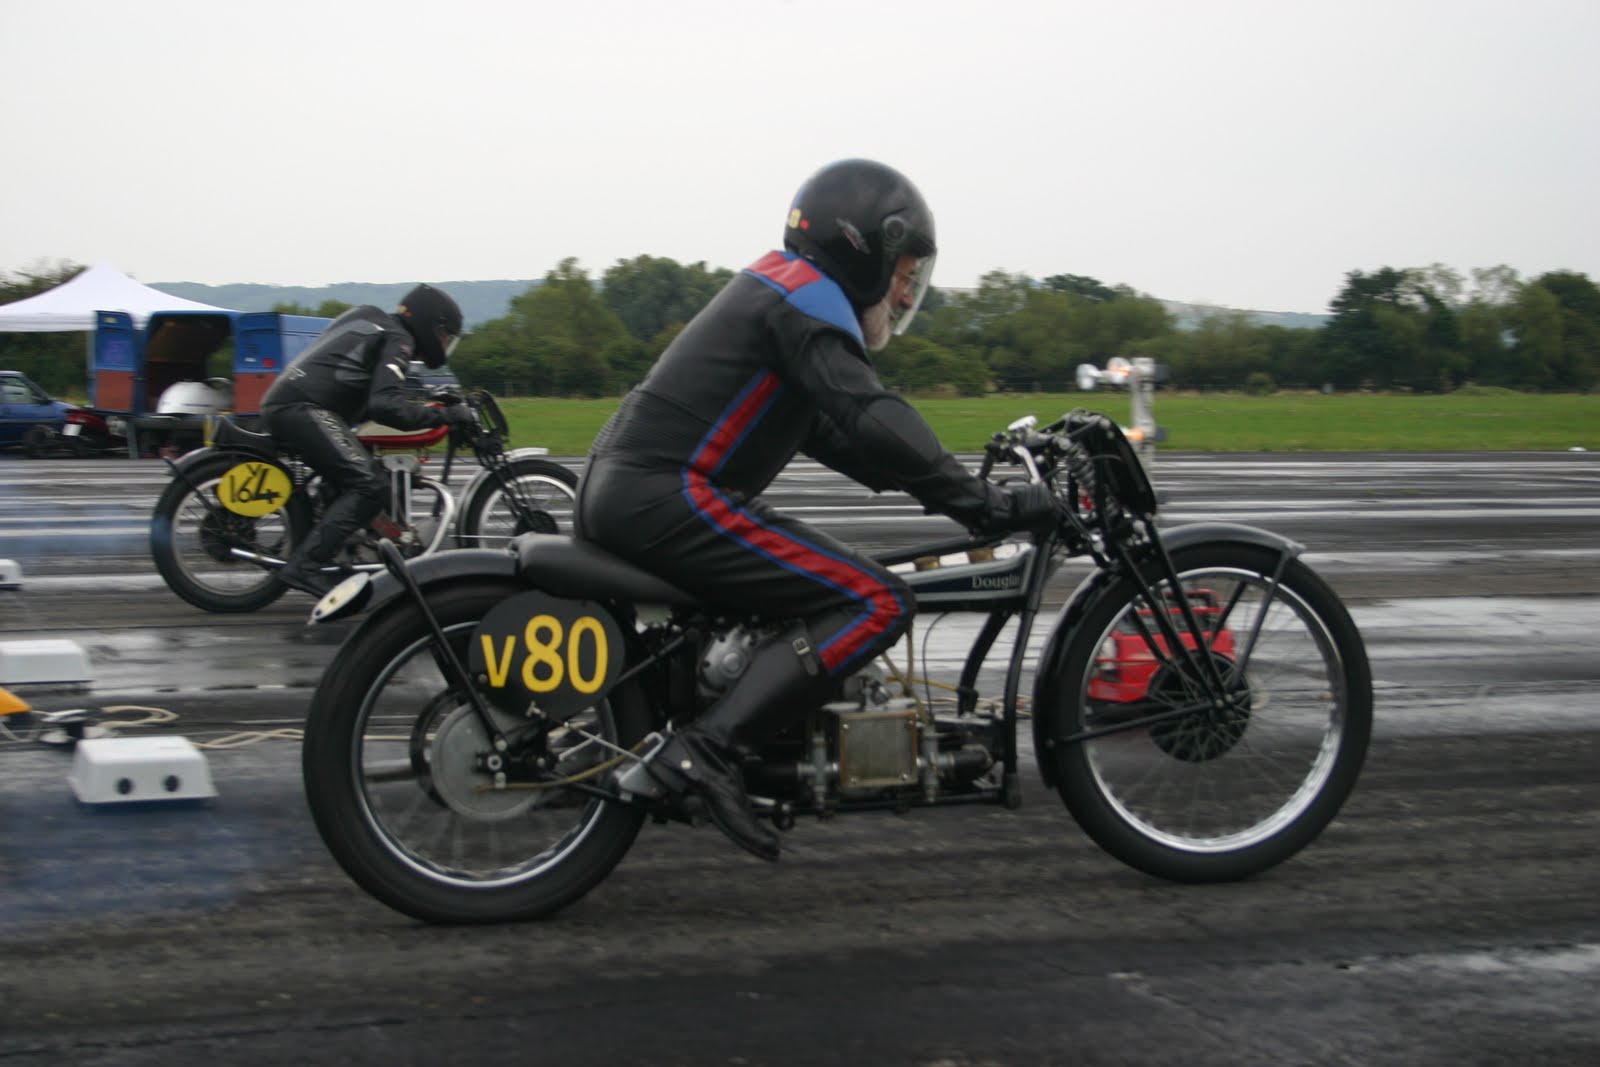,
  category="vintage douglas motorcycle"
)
[300,411,1372,923]
[149,387,577,613]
